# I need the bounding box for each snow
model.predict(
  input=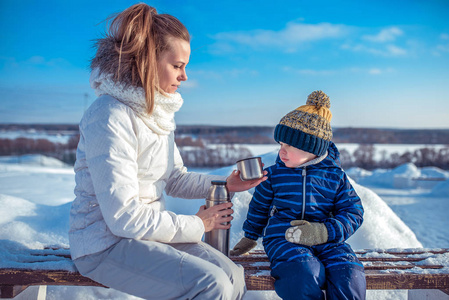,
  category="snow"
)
[347,162,449,190]
[0,152,448,299]
[0,154,70,168]
[432,180,449,197]
[416,253,449,274]
[420,166,449,179]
